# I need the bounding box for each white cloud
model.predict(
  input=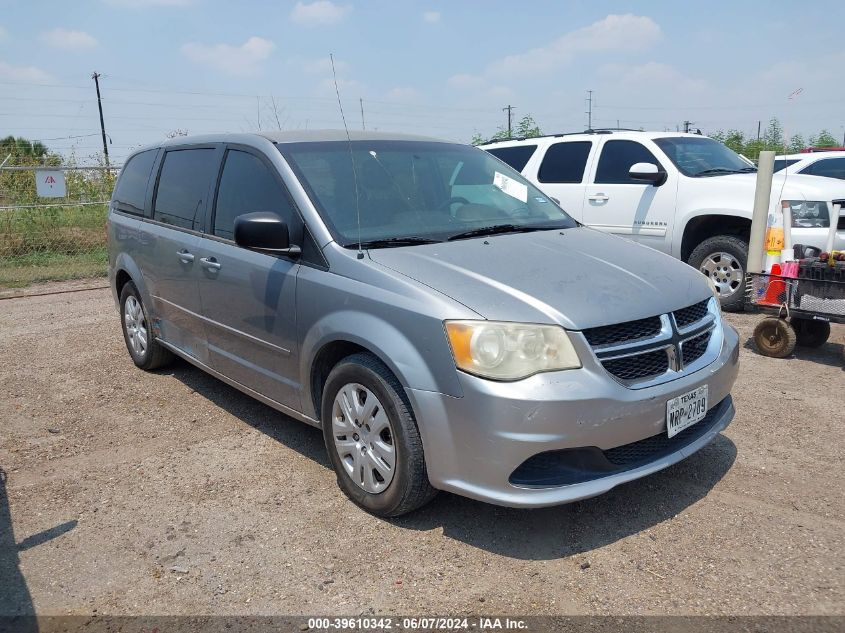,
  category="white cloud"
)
[182,36,275,76]
[40,28,98,50]
[452,14,660,87]
[290,1,351,26]
[422,11,440,24]
[600,62,707,94]
[289,55,348,75]
[386,87,419,102]
[0,60,52,83]
[102,0,193,7]
[447,73,485,89]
